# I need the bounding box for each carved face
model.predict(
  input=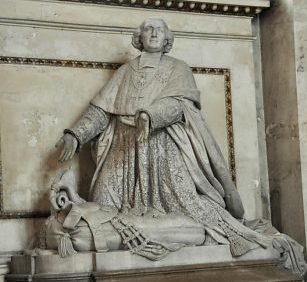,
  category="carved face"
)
[141,19,167,53]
